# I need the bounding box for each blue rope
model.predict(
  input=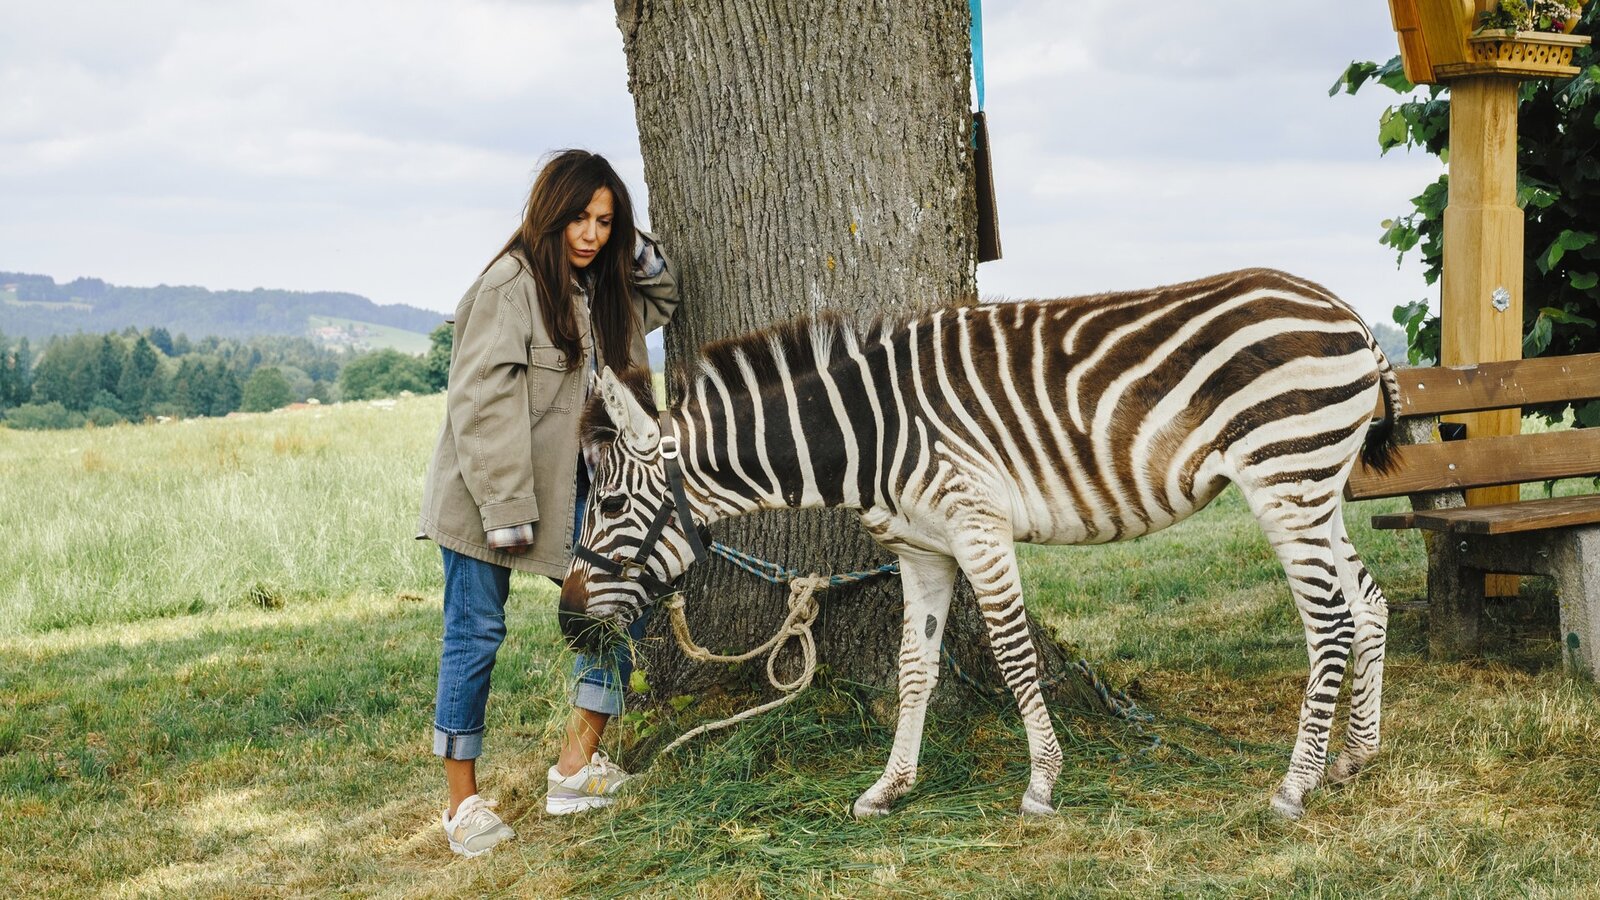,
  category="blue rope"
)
[710,541,899,588]
[970,0,985,111]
